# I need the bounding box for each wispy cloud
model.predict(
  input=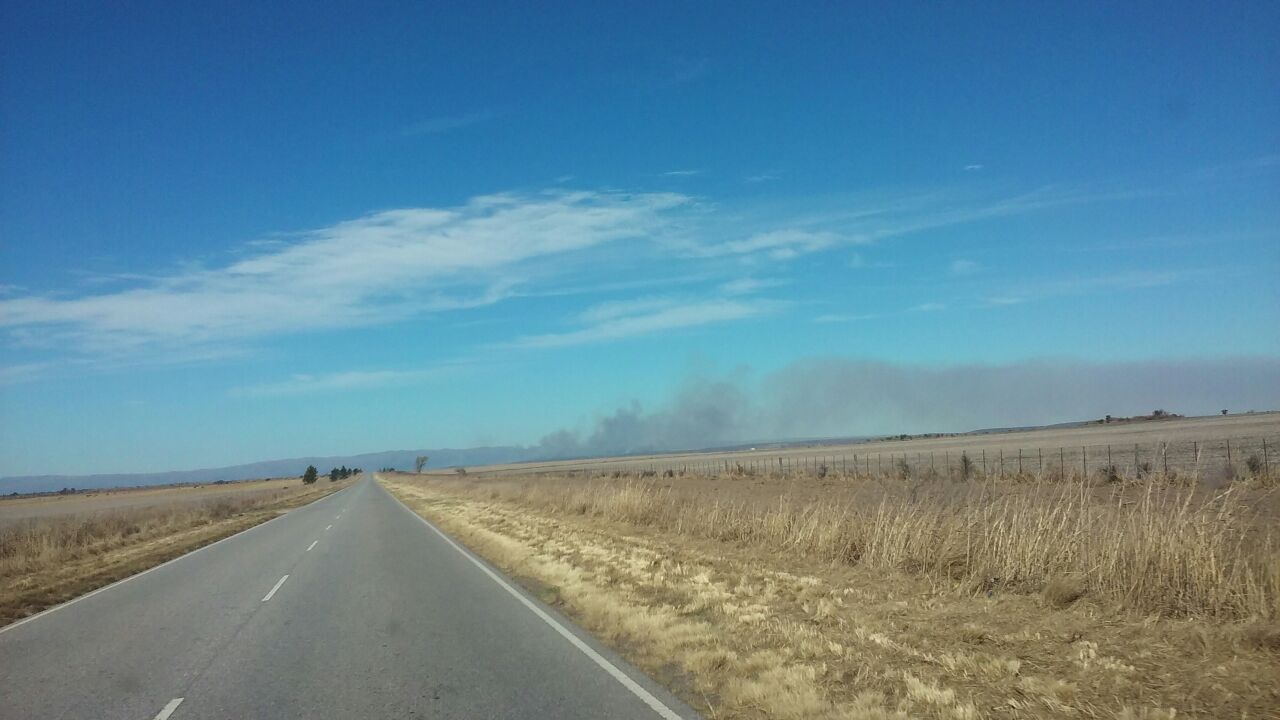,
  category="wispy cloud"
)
[950,259,980,275]
[813,313,878,324]
[696,229,849,260]
[719,277,788,296]
[978,270,1190,308]
[847,252,894,270]
[911,302,947,312]
[661,169,701,177]
[0,190,690,360]
[744,173,780,183]
[401,111,499,136]
[1,180,1154,383]
[232,366,462,397]
[506,298,777,349]
[964,164,984,171]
